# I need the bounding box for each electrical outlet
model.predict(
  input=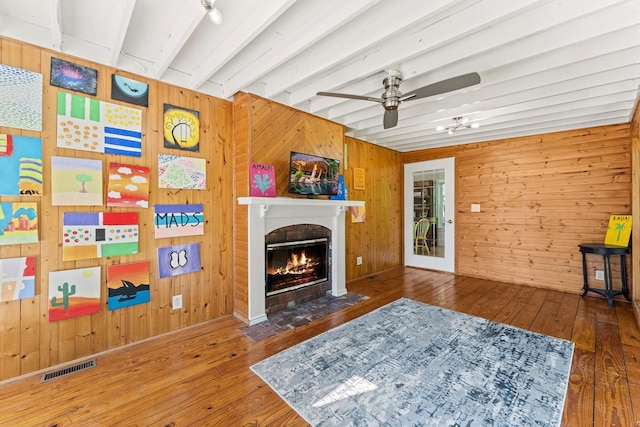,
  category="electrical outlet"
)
[356,256,363,265]
[471,203,481,212]
[172,294,183,310]
[595,270,604,281]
